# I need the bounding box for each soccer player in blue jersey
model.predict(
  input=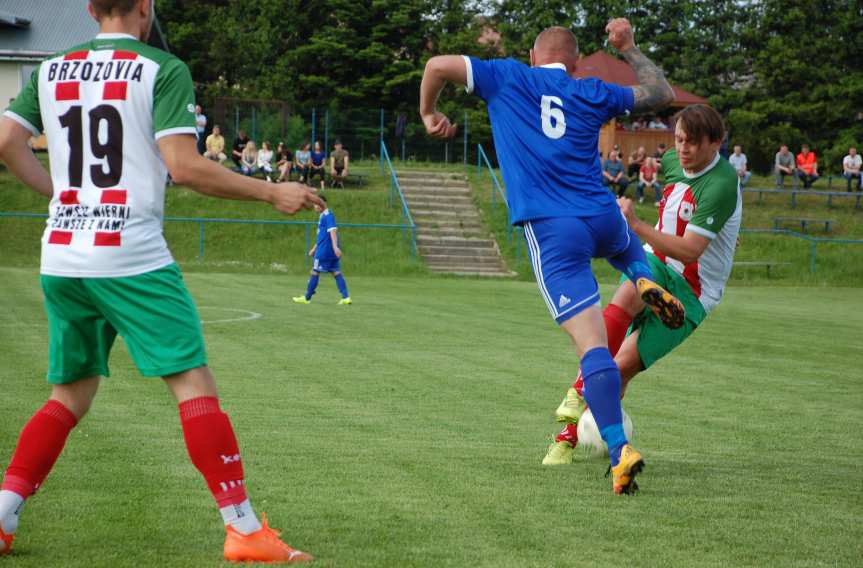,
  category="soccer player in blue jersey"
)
[420,19,682,494]
[293,196,352,305]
